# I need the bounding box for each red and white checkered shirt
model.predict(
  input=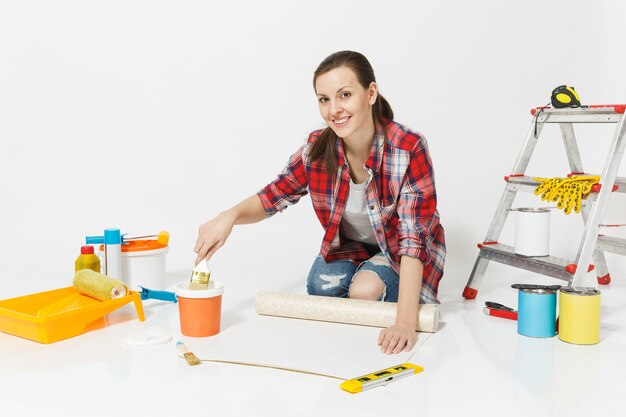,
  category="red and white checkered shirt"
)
[258,118,446,303]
